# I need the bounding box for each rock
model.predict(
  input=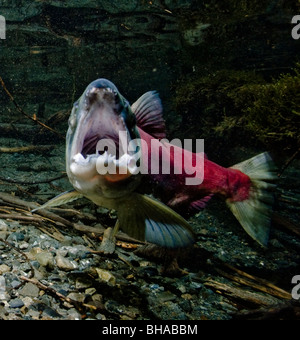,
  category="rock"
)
[0,275,8,301]
[0,264,11,274]
[67,292,85,303]
[35,251,55,269]
[19,282,40,298]
[27,247,43,260]
[95,268,116,286]
[66,308,82,320]
[11,280,22,289]
[22,296,34,308]
[19,241,29,250]
[98,227,116,254]
[9,298,24,309]
[85,287,96,296]
[75,277,92,290]
[0,220,8,239]
[7,232,25,243]
[156,291,177,303]
[55,253,78,271]
[0,220,8,229]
